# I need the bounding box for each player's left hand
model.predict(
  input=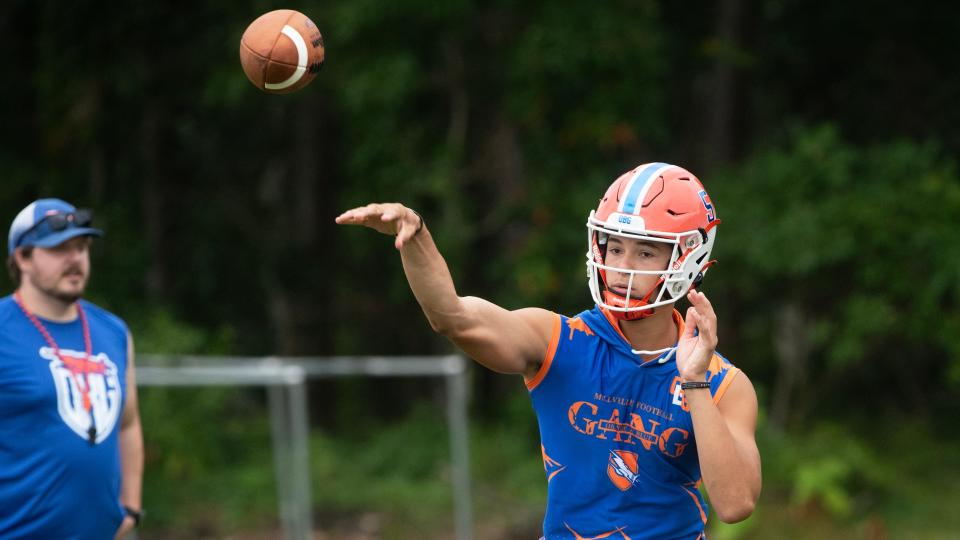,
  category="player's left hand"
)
[675,289,718,382]
[113,516,136,539]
